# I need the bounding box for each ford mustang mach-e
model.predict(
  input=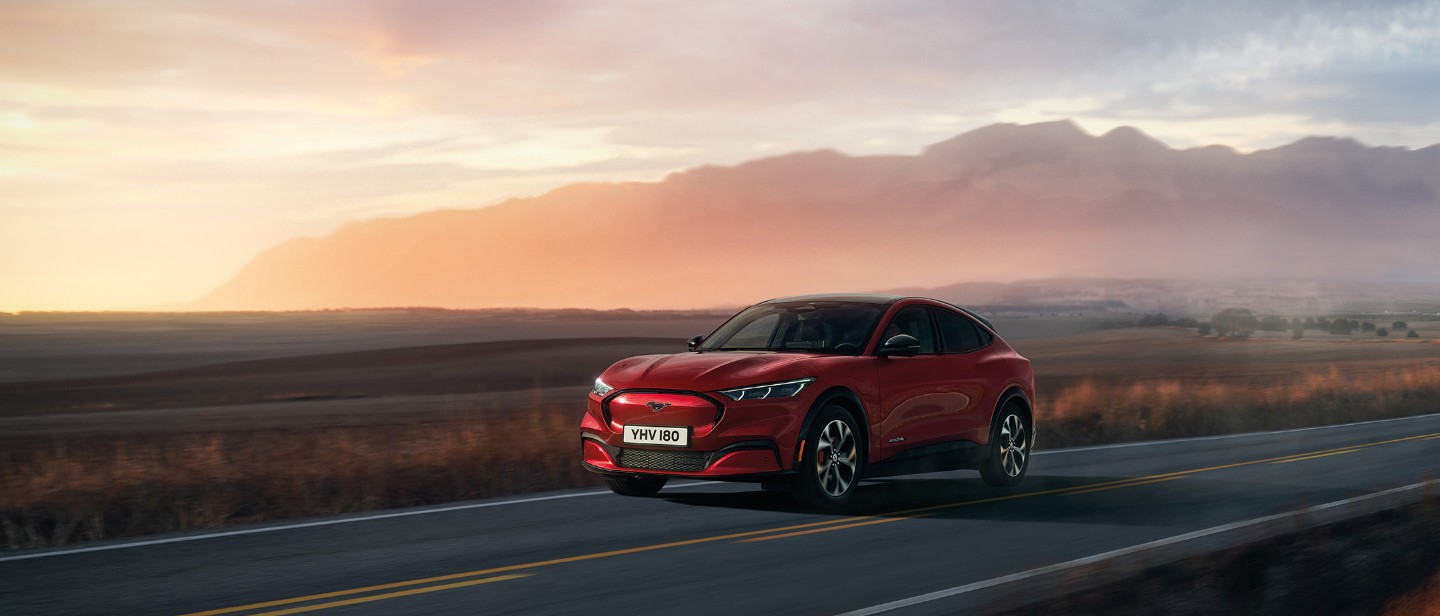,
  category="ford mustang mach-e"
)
[579,294,1035,509]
